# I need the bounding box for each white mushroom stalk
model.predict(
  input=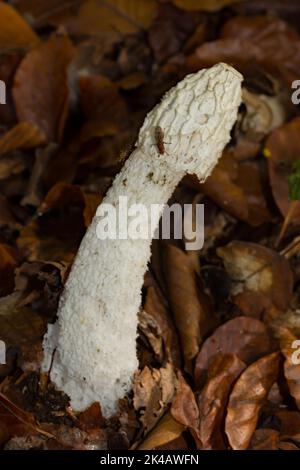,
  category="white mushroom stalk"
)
[42,63,242,417]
